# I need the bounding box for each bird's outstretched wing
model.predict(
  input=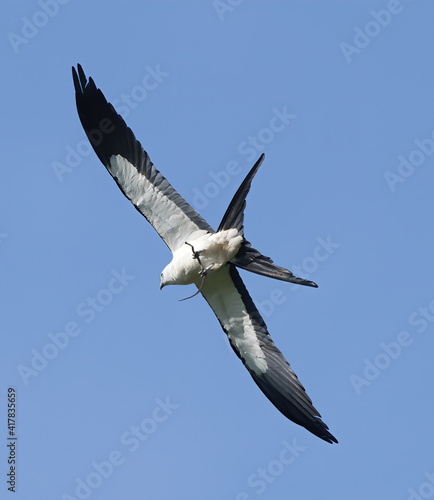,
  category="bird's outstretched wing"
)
[72,64,214,252]
[200,264,338,444]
